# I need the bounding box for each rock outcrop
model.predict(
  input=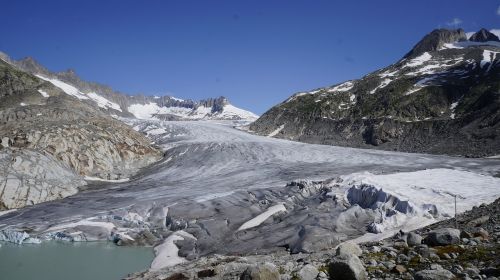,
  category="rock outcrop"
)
[469,28,500,42]
[0,148,85,209]
[404,29,467,58]
[423,228,460,246]
[0,56,162,209]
